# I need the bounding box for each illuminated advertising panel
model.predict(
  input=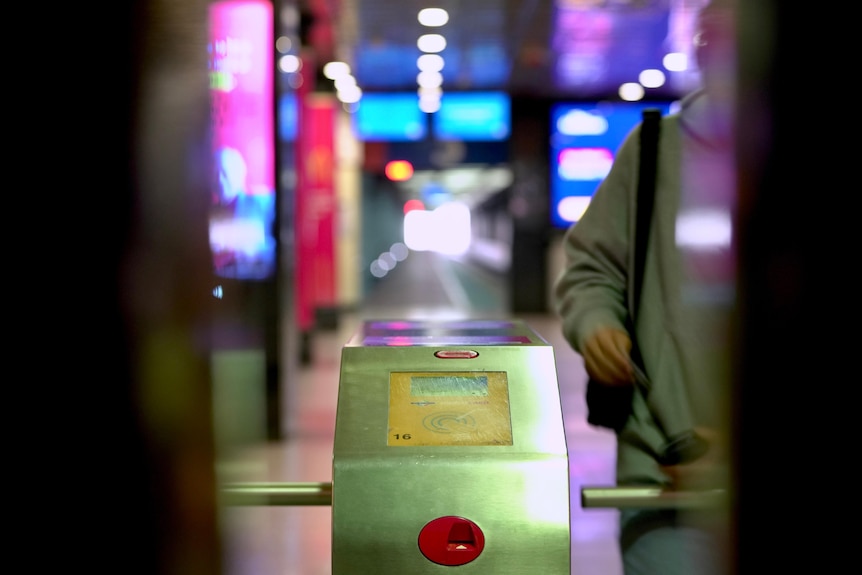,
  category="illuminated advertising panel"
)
[550,101,674,229]
[208,0,275,279]
[297,95,337,318]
